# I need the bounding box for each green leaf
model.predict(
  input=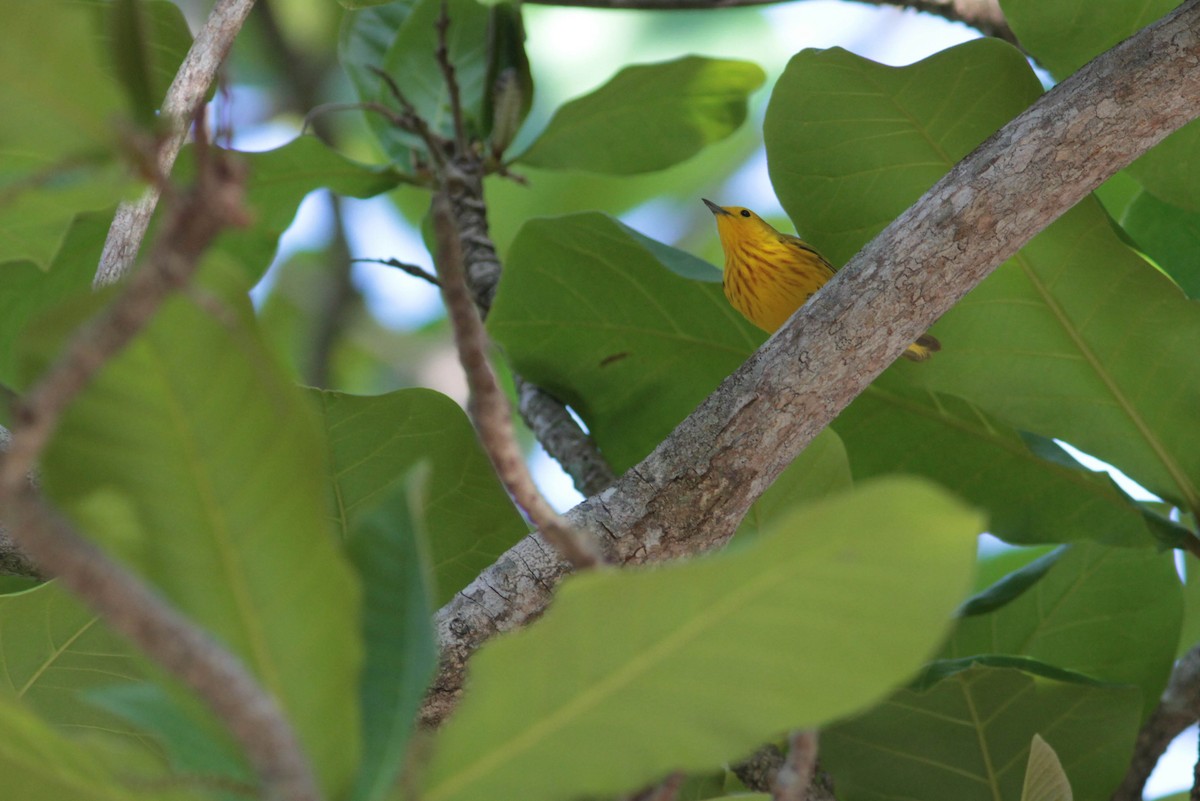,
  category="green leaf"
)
[765,40,1041,266]
[734,429,852,540]
[490,212,760,472]
[174,138,405,280]
[0,582,156,752]
[518,56,765,174]
[1022,734,1073,801]
[84,683,251,785]
[39,275,362,798]
[945,542,1181,717]
[0,0,132,268]
[314,388,527,604]
[1121,189,1200,298]
[346,466,438,801]
[339,0,421,166]
[1177,553,1200,657]
[481,2,533,153]
[384,0,491,141]
[766,41,1200,514]
[822,662,1141,801]
[0,695,198,801]
[1128,122,1200,213]
[422,478,982,801]
[999,0,1180,79]
[0,214,107,390]
[101,0,191,126]
[834,371,1169,548]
